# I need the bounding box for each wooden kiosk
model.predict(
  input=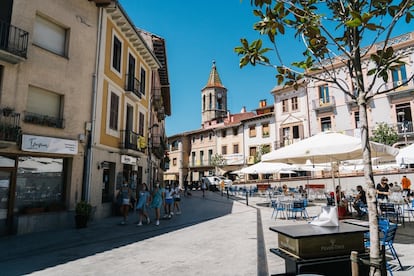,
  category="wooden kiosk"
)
[269,222,369,275]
